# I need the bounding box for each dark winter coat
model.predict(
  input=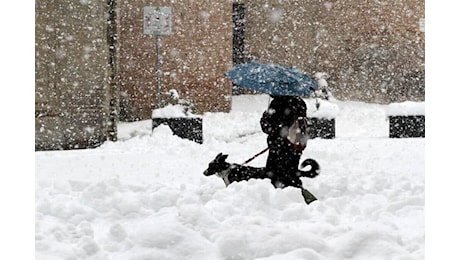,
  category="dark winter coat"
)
[260,96,307,188]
